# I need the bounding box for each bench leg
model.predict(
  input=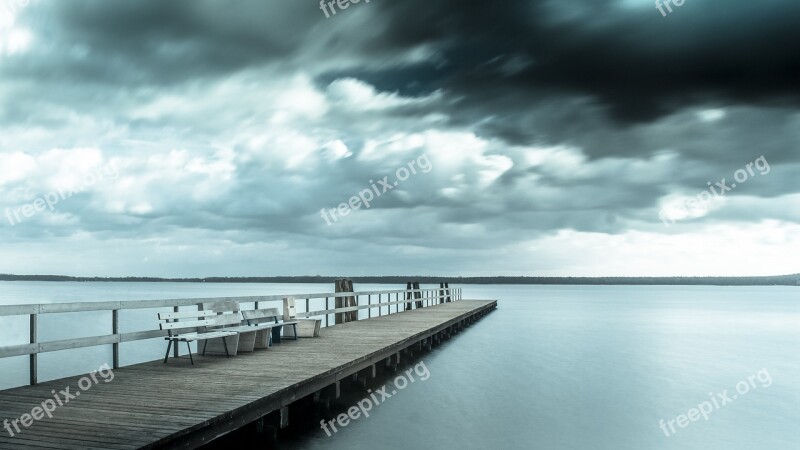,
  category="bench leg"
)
[202,340,208,356]
[291,324,298,340]
[222,336,230,358]
[272,327,282,344]
[186,342,194,365]
[163,340,173,364]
